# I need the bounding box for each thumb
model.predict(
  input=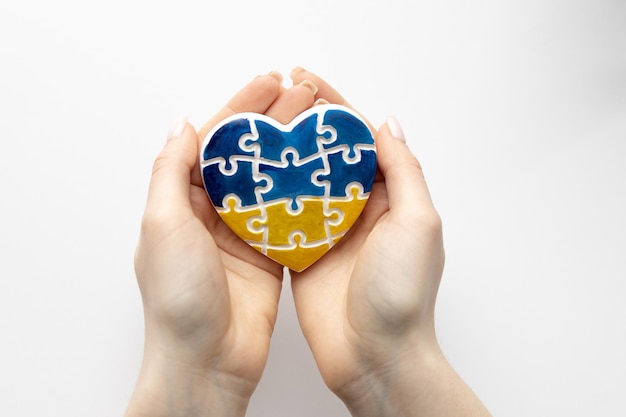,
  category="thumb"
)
[144,117,199,219]
[376,117,437,221]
